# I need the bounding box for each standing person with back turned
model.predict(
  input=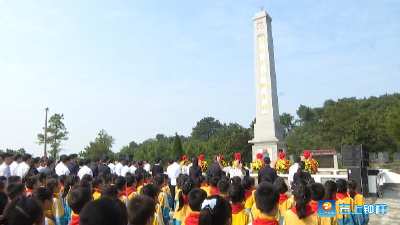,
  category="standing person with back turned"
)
[98,156,111,175]
[167,156,181,209]
[258,157,278,184]
[207,154,224,178]
[152,157,164,176]
[68,154,79,175]
[288,157,300,189]
[189,158,202,180]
